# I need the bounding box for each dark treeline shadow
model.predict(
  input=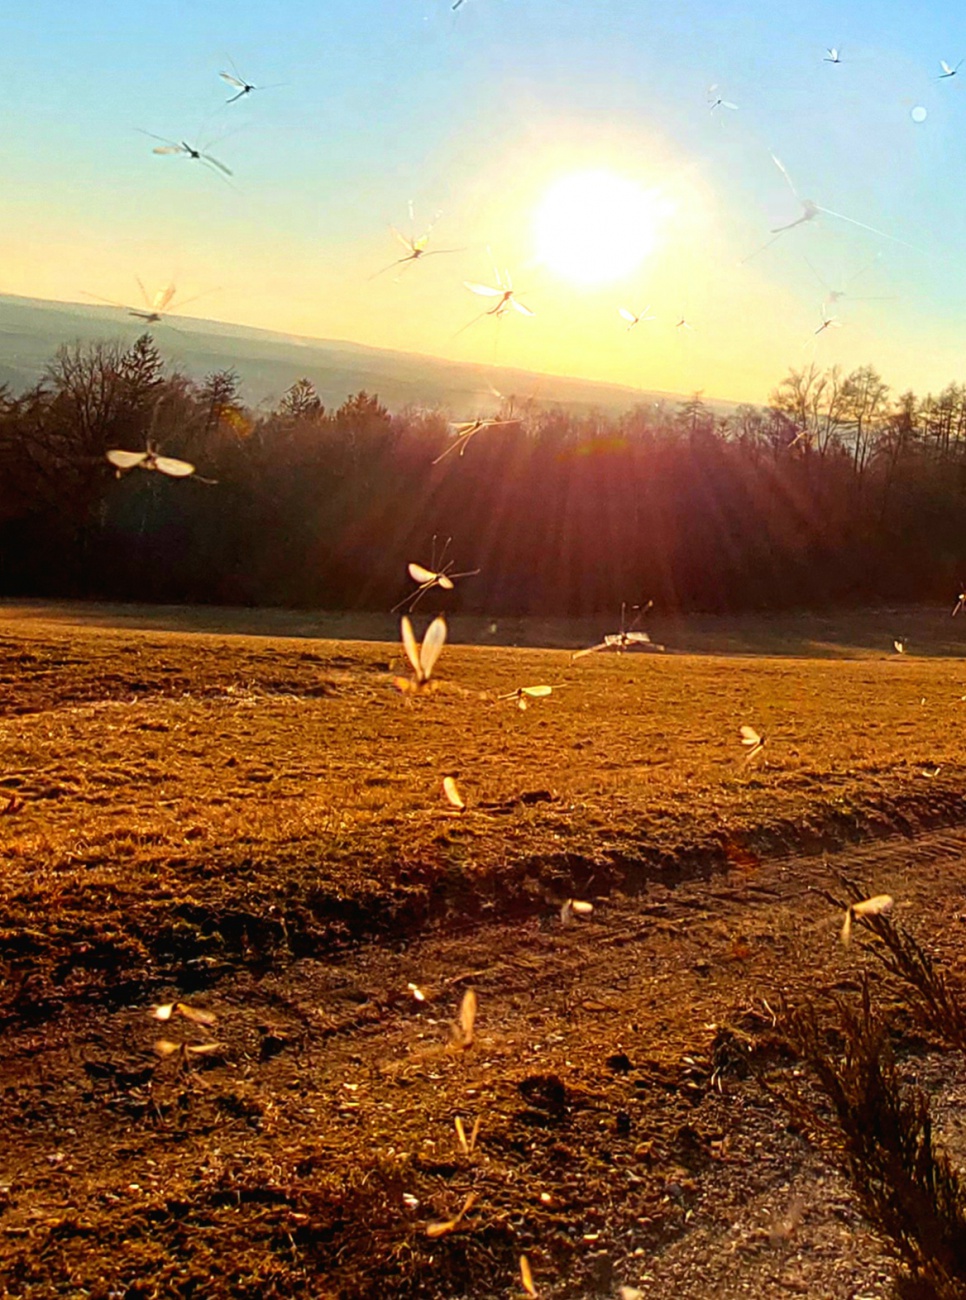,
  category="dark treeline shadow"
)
[1,334,965,615]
